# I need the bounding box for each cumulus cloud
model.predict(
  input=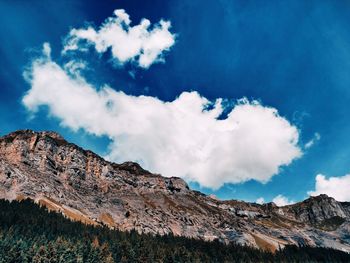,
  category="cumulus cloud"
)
[272,195,294,206]
[22,44,302,189]
[63,9,176,69]
[308,174,350,201]
[304,132,321,149]
[256,197,265,204]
